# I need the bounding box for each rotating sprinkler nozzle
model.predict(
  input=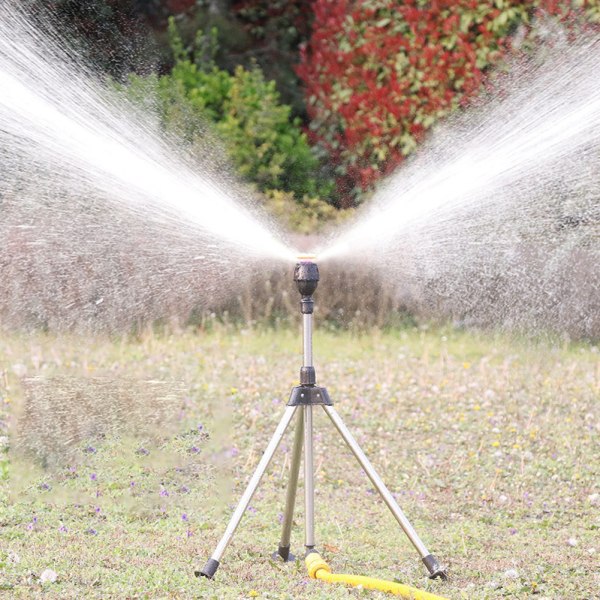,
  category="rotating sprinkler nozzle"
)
[294,257,319,318]
[294,255,319,292]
